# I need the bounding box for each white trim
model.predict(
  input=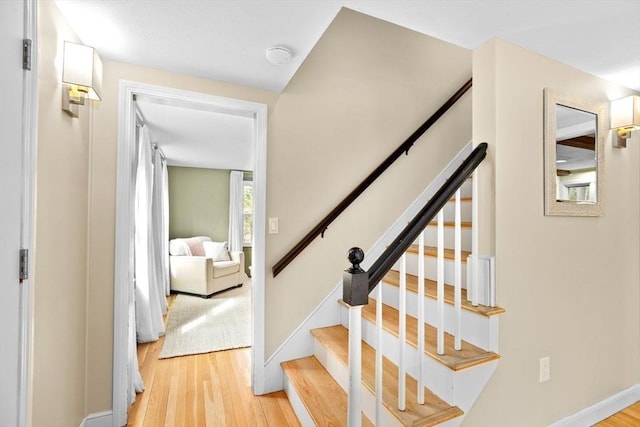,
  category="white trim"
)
[19,1,38,426]
[283,374,315,426]
[262,141,474,393]
[548,384,640,427]
[113,81,268,426]
[80,411,113,427]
